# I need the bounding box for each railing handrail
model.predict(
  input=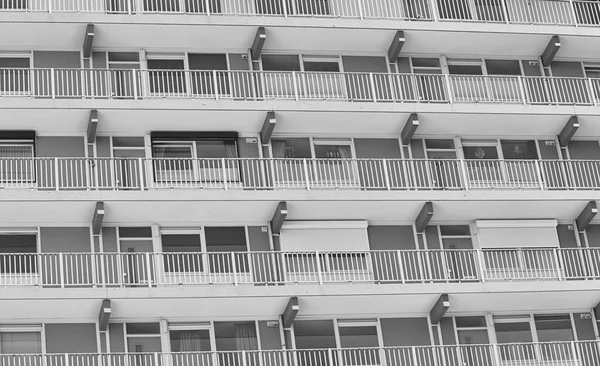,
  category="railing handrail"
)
[0,339,597,357]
